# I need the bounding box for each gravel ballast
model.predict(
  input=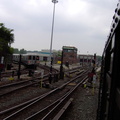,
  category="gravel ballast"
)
[62,81,99,120]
